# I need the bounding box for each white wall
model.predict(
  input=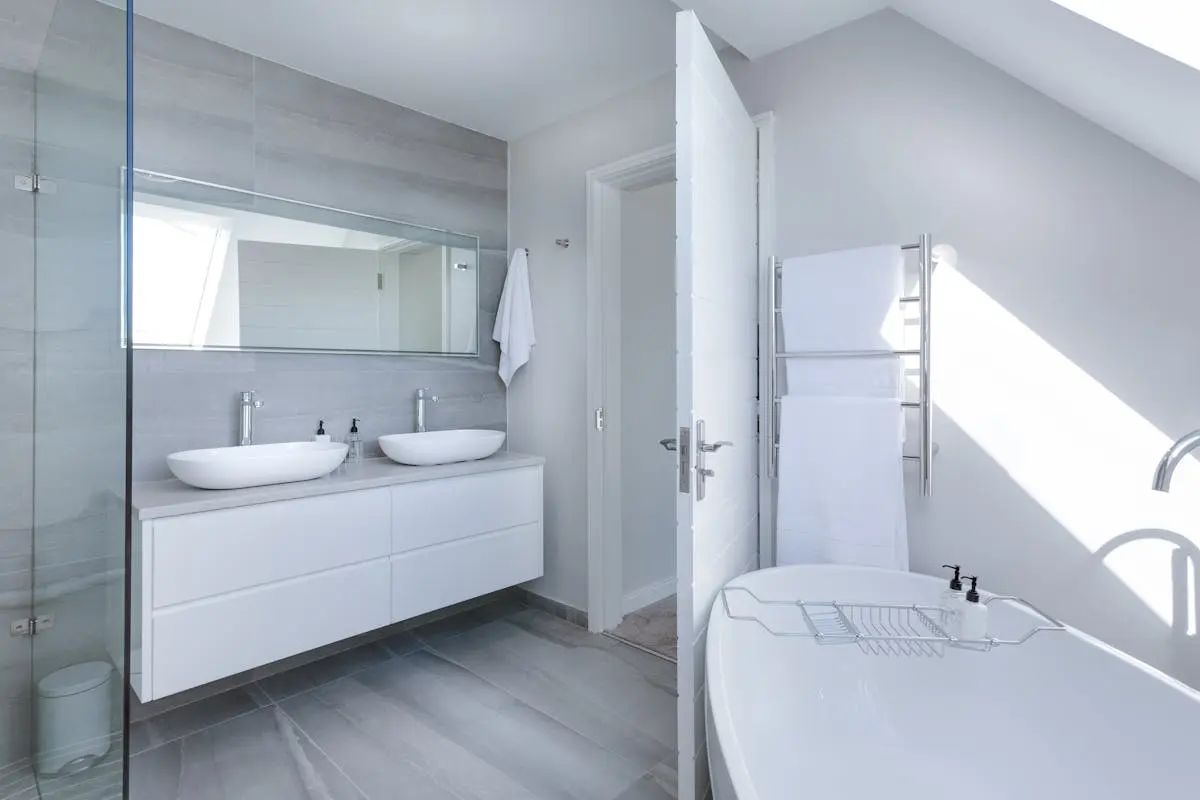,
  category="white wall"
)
[508,8,1200,686]
[620,181,677,605]
[508,76,674,610]
[726,10,1200,685]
